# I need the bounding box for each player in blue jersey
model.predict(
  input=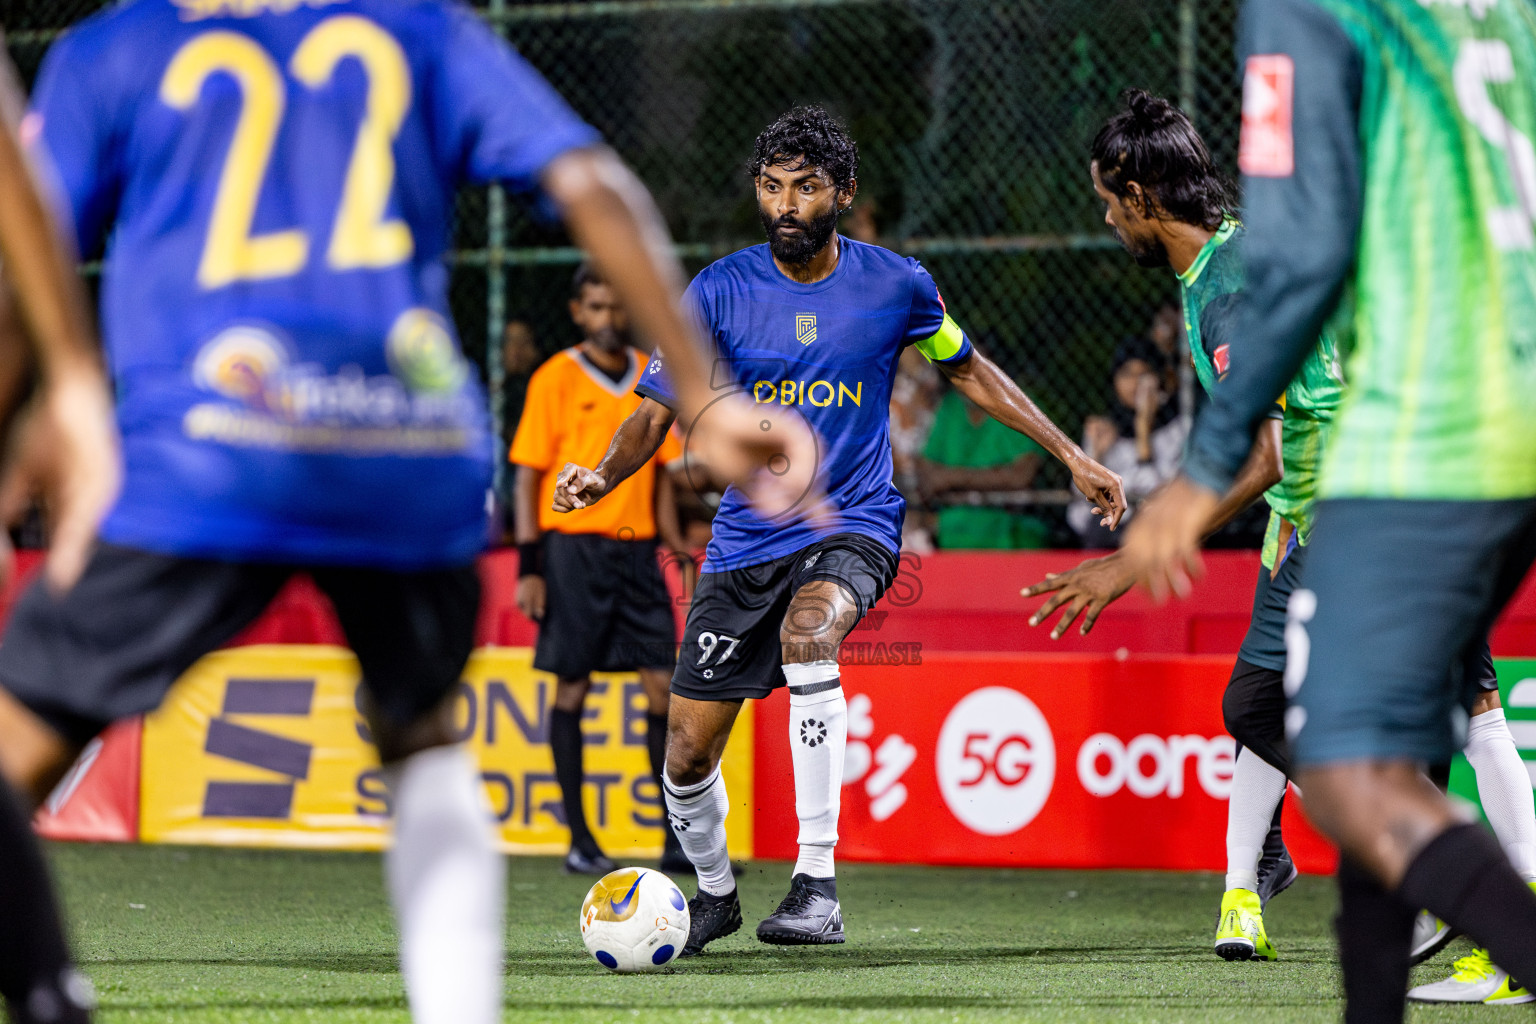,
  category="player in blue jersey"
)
[553,107,1128,955]
[0,4,813,1023]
